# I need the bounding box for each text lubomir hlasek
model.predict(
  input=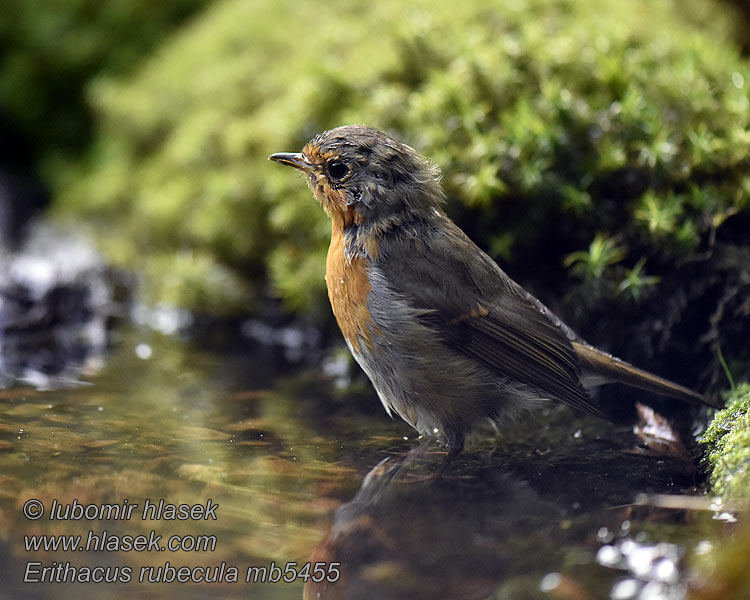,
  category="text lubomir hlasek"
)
[47,499,218,521]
